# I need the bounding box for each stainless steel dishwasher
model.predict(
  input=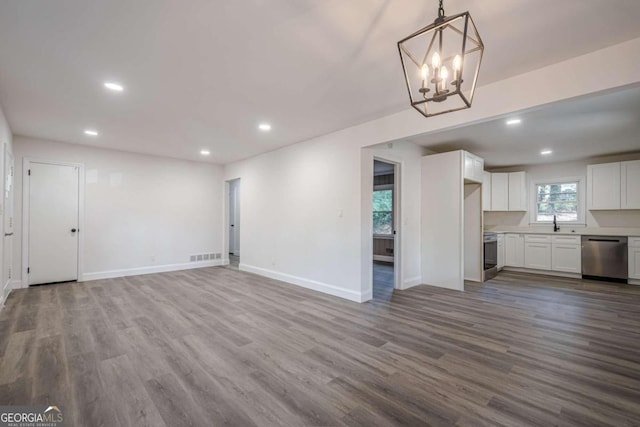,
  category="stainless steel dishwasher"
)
[581,236,628,282]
